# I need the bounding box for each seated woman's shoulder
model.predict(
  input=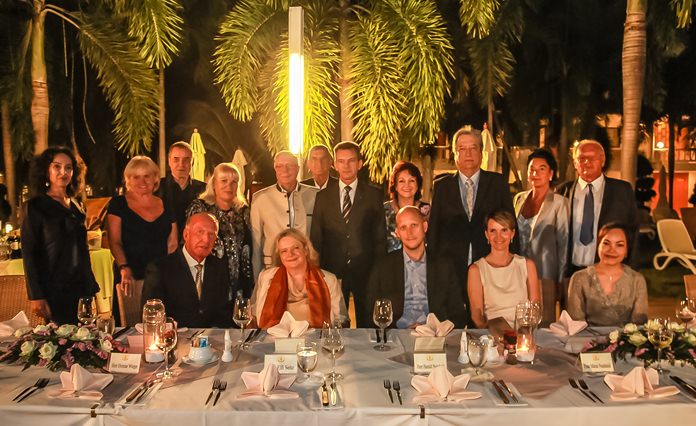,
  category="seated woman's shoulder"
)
[258,266,280,282]
[320,269,338,282]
